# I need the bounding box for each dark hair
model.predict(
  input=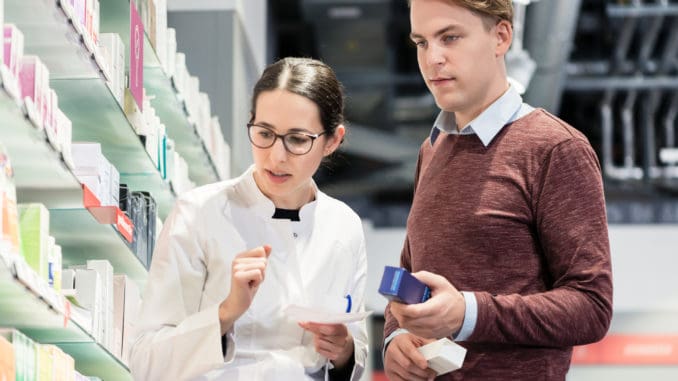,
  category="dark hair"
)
[250,57,345,136]
[408,0,513,29]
